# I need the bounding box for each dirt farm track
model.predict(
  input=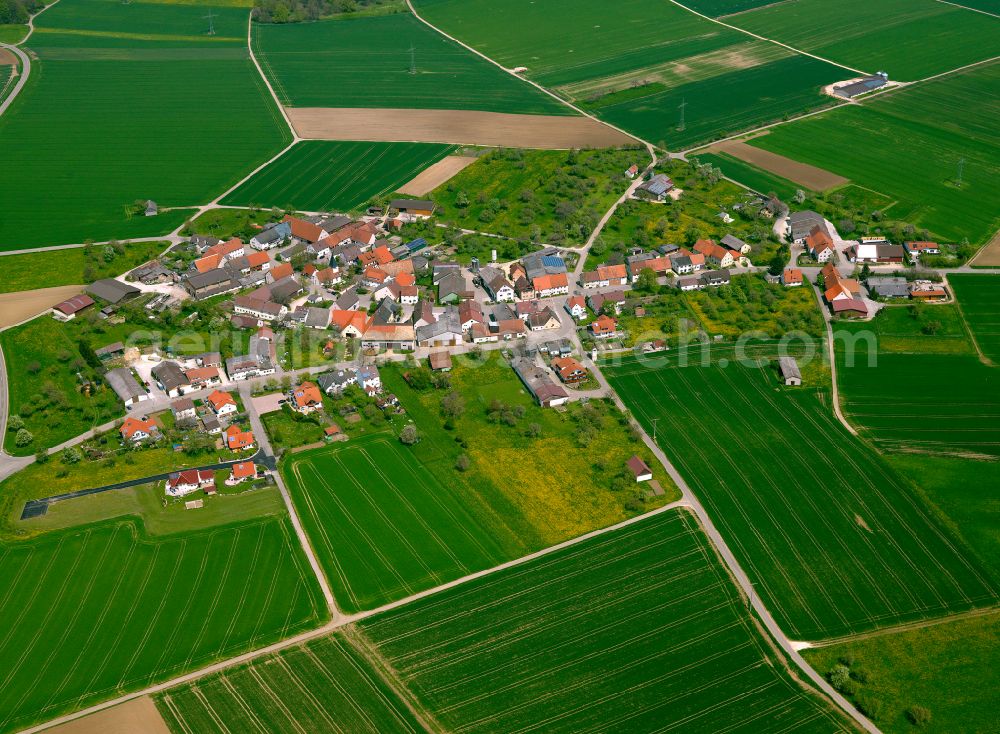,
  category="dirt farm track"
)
[286,107,637,149]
